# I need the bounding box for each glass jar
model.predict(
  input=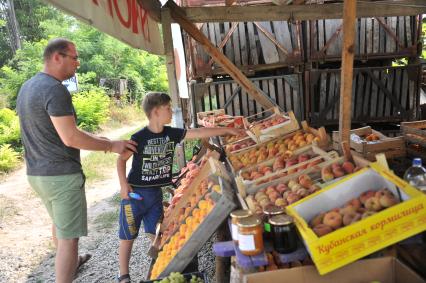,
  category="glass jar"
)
[237,215,264,256]
[269,214,298,254]
[230,209,252,243]
[262,204,285,237]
